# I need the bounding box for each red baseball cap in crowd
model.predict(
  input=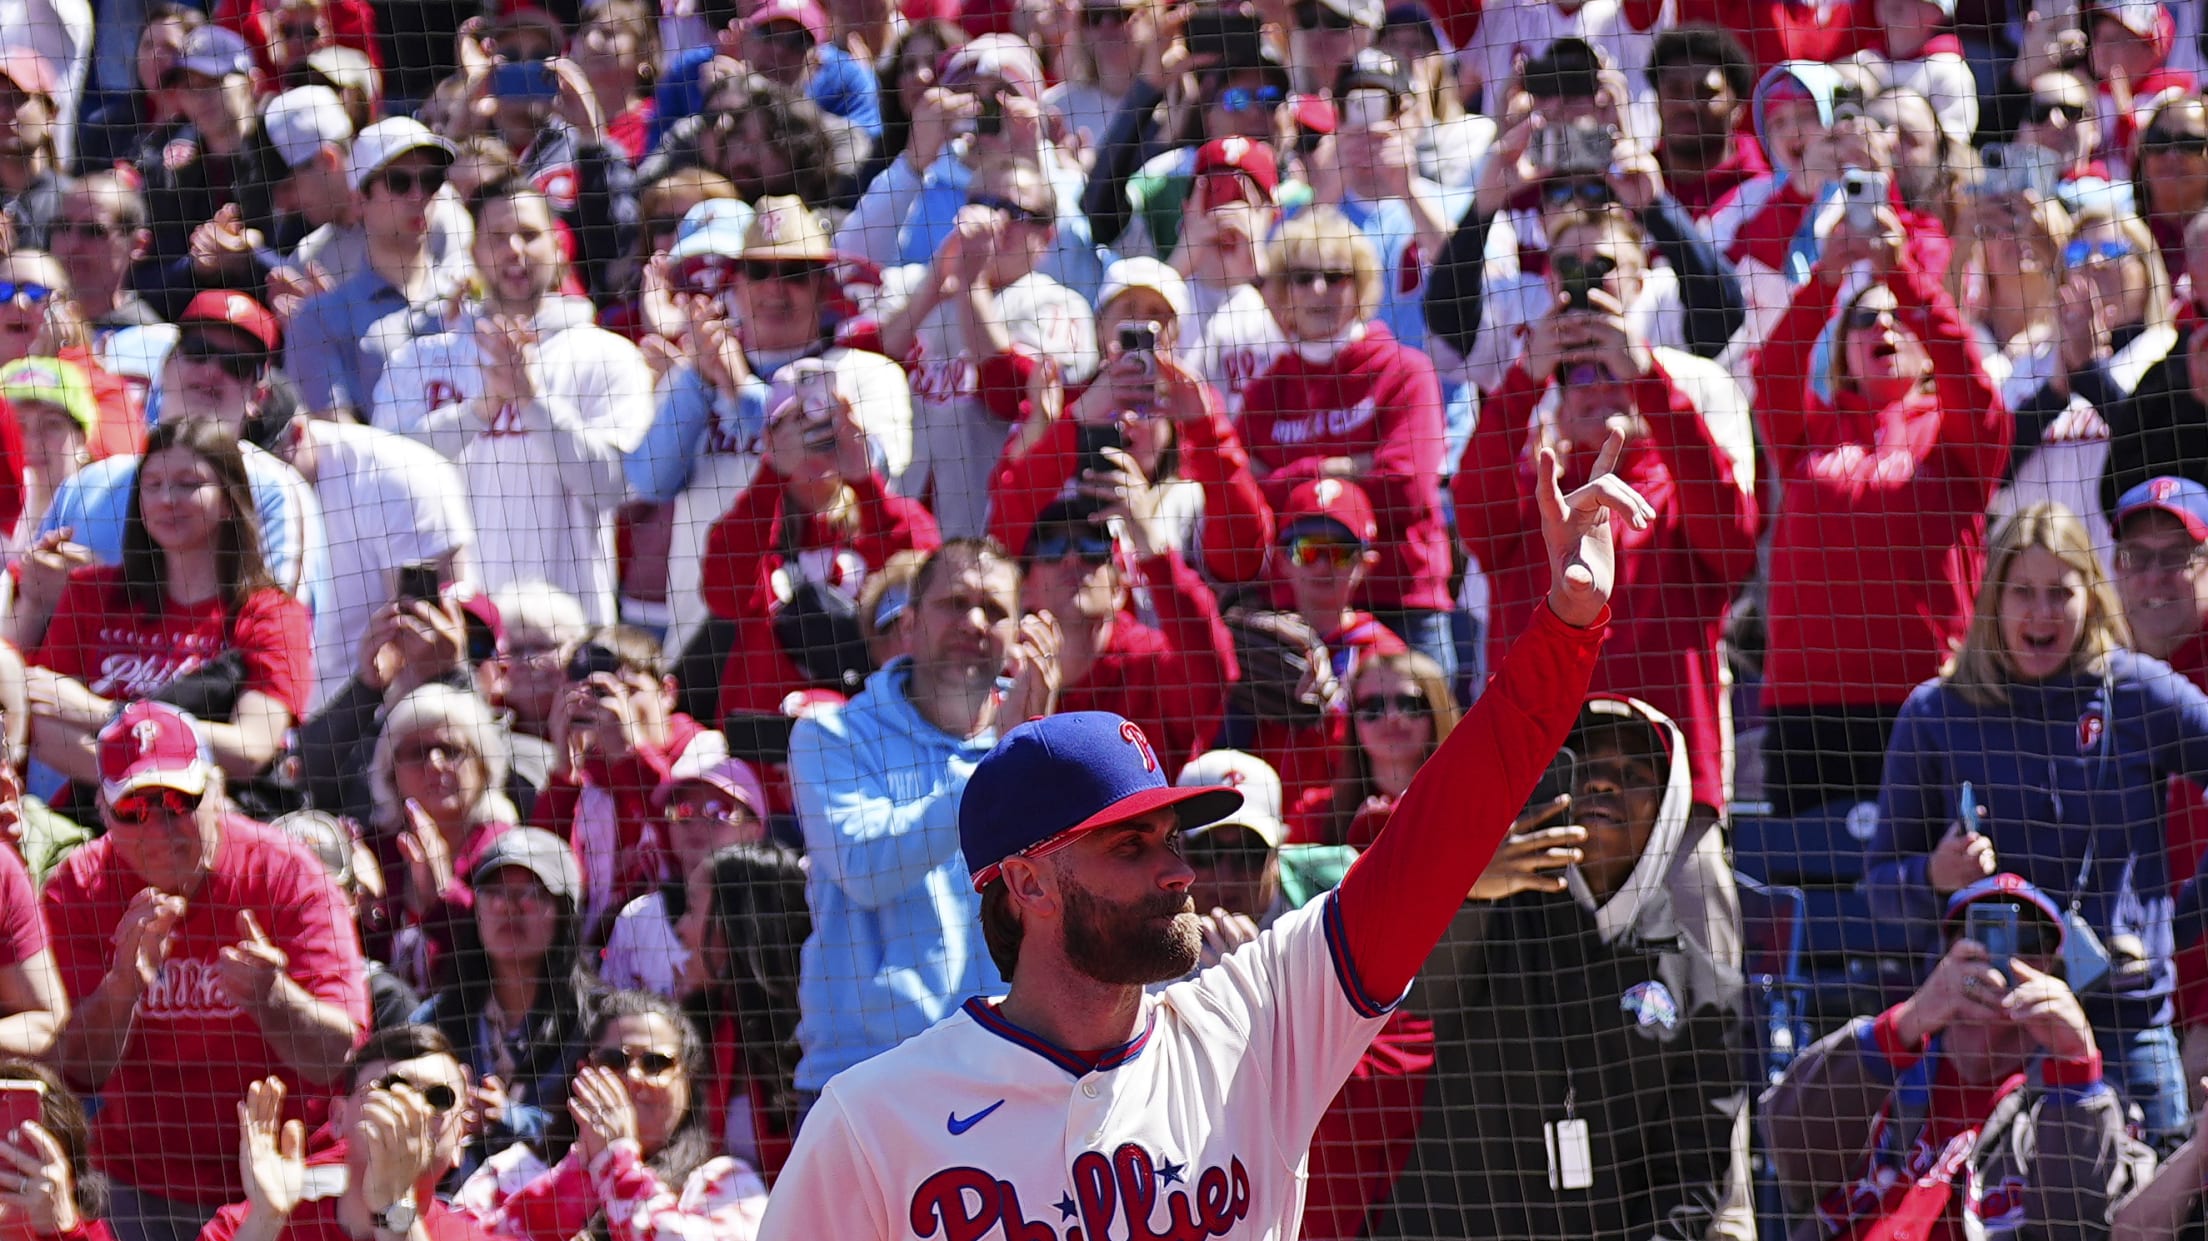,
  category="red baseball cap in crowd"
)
[1941,873,2069,949]
[2114,476,2208,542]
[1193,136,1279,206]
[98,701,215,801]
[180,289,283,354]
[1280,478,1379,544]
[744,0,829,42]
